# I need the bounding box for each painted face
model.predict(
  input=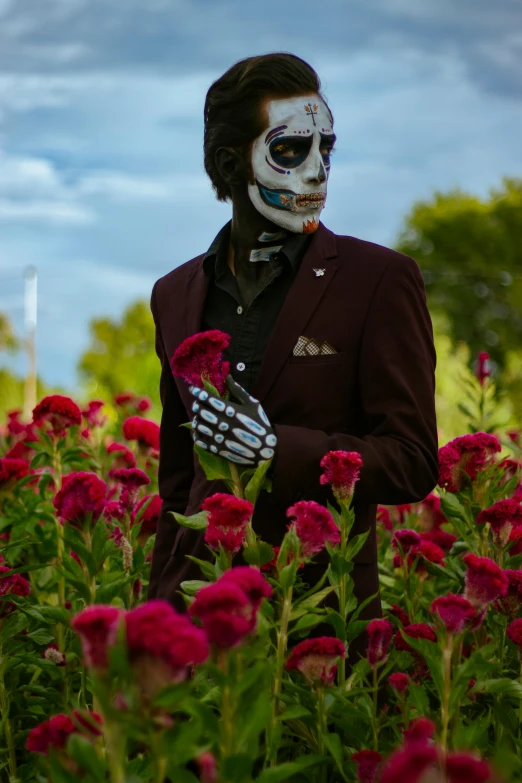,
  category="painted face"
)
[248,95,335,234]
